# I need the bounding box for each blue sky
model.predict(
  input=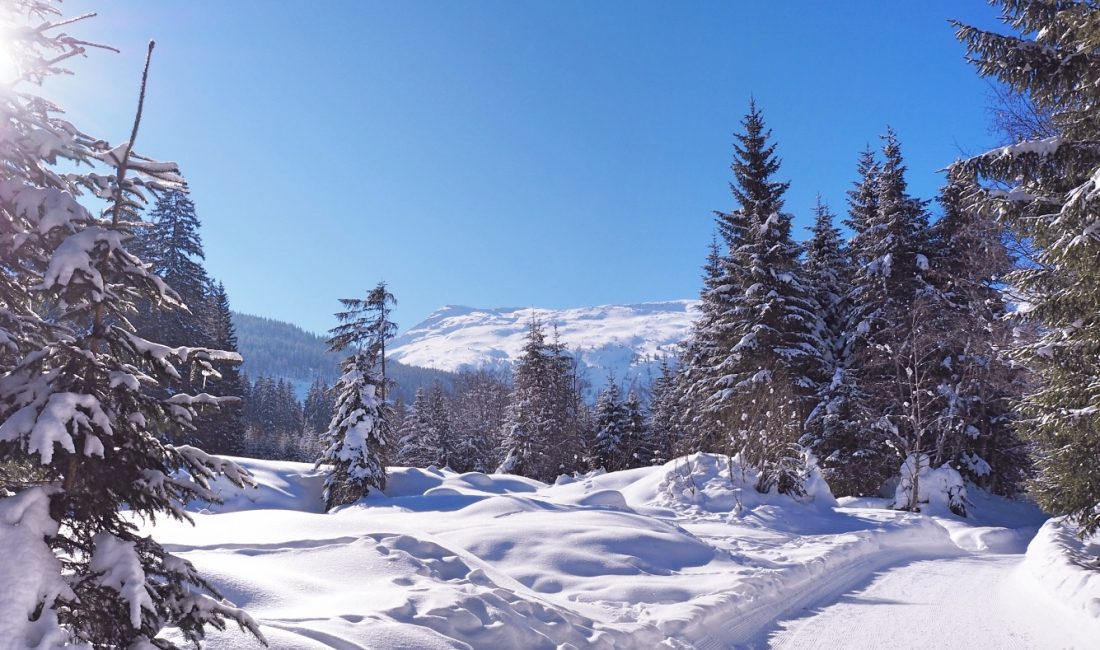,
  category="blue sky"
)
[58,1,1005,335]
